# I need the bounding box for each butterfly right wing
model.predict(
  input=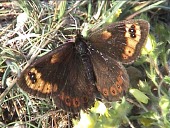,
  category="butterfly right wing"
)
[88,19,149,64]
[90,48,129,101]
